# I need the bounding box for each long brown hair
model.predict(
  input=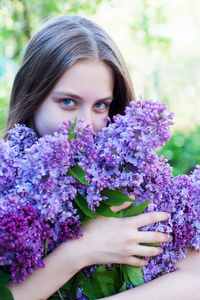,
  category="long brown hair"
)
[3,15,135,139]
